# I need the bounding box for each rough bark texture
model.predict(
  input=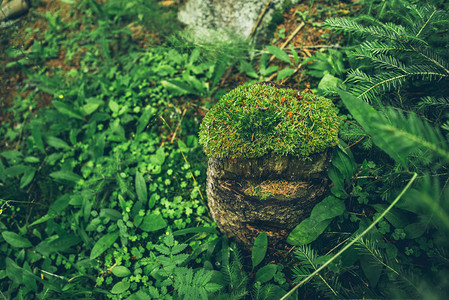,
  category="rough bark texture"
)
[206,149,333,248]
